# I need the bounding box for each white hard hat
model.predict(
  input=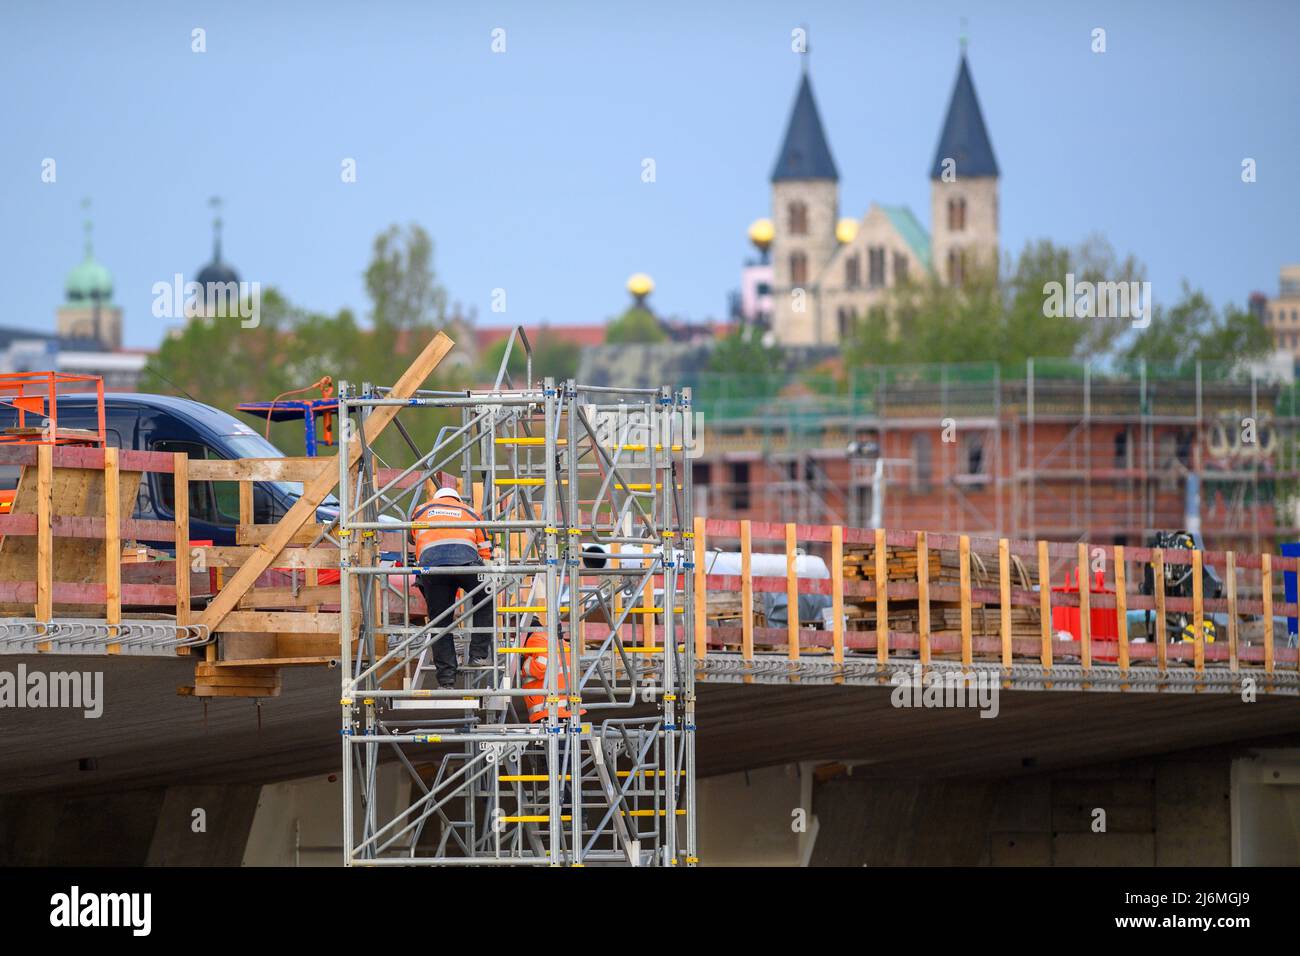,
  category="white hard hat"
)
[433,486,462,500]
